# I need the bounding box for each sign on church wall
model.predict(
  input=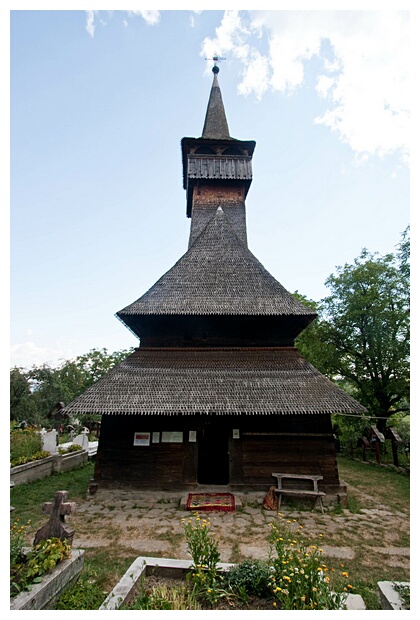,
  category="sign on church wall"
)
[133,432,151,446]
[161,431,184,443]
